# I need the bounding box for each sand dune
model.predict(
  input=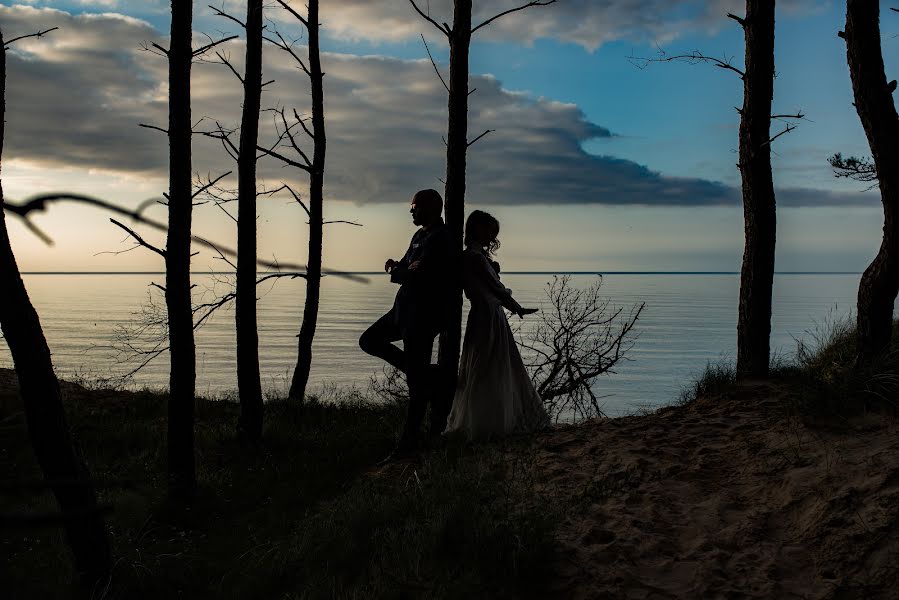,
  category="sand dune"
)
[530,381,899,599]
